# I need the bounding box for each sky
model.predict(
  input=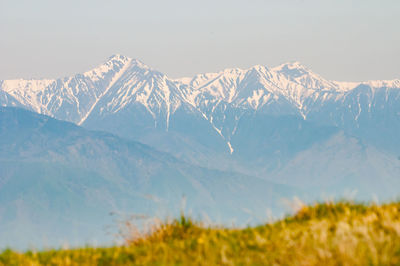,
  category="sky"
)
[1,0,399,81]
